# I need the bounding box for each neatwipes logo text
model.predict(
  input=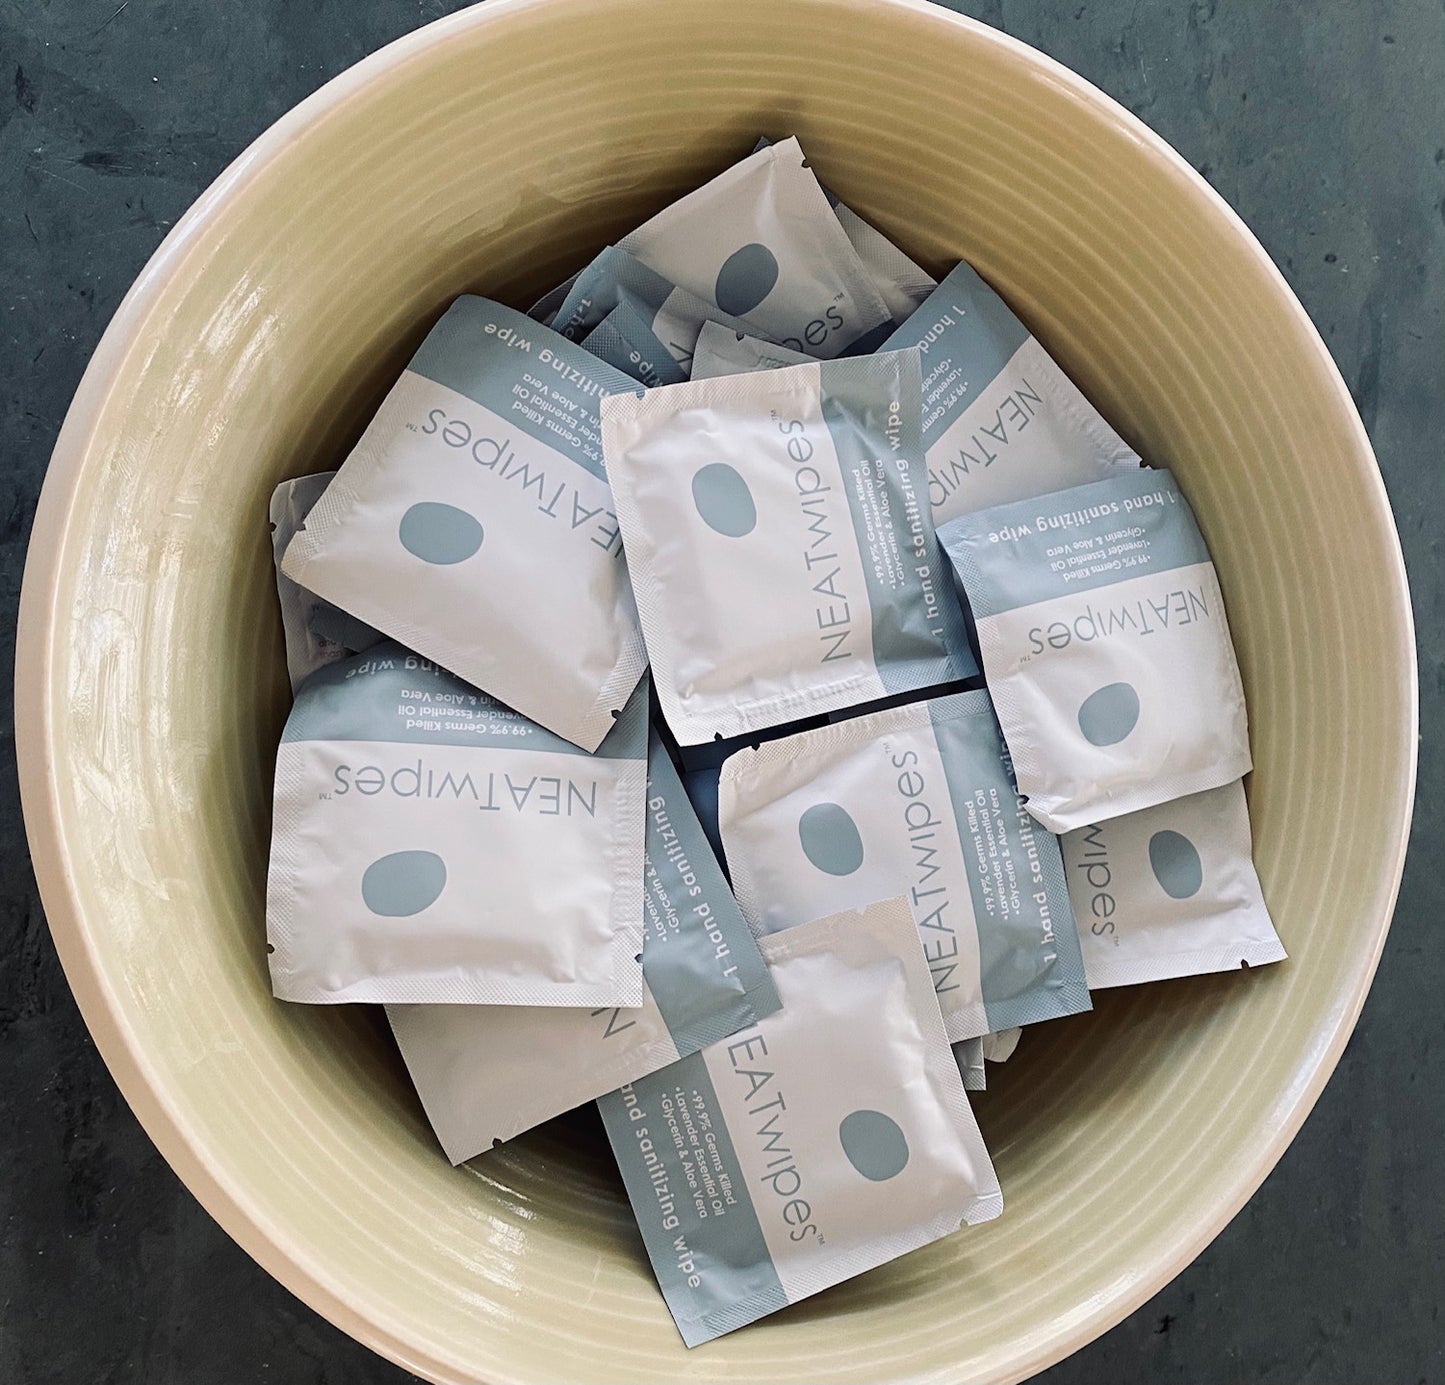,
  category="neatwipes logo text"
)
[329,759,599,817]
[1027,585,1211,653]
[774,410,855,666]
